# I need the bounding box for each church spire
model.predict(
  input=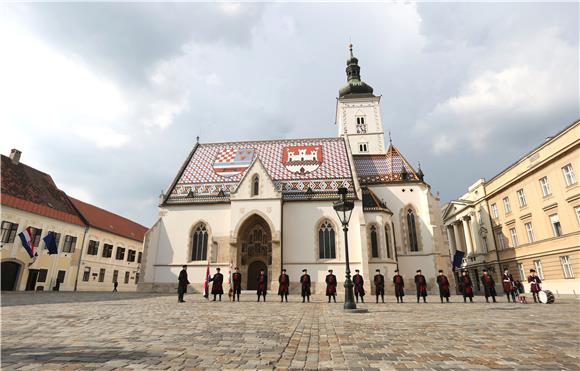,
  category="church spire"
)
[339,43,374,98]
